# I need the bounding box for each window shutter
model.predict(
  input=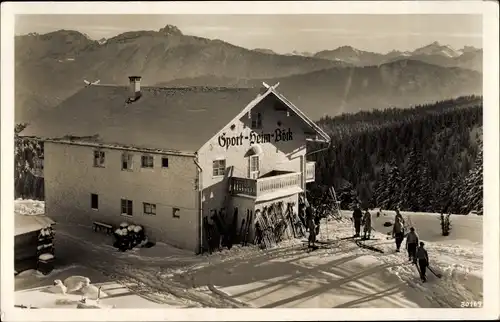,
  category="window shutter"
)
[248,157,251,179]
